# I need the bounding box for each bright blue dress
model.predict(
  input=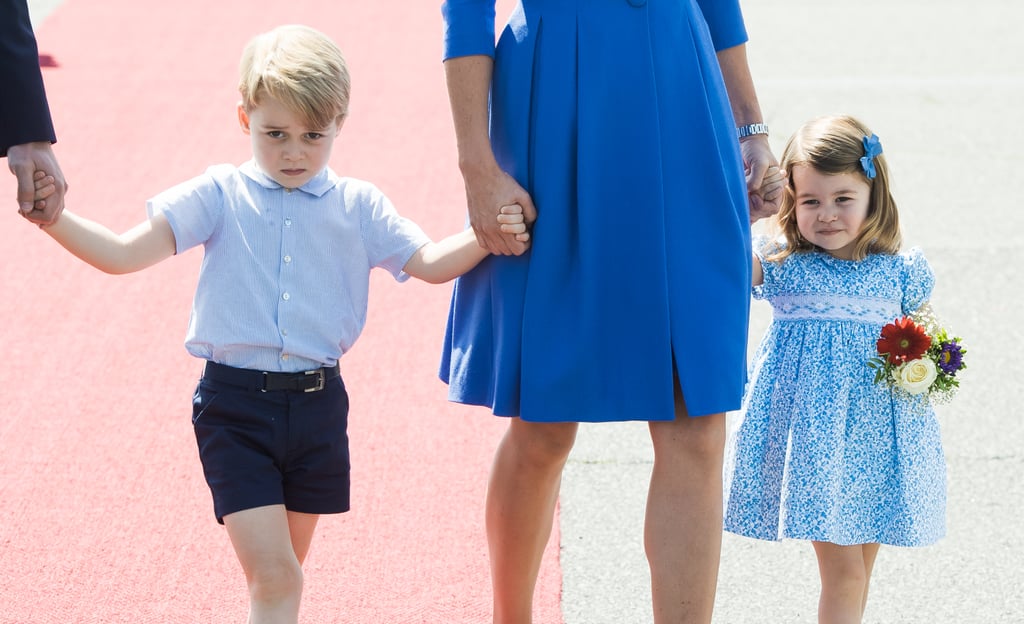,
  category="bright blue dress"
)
[439,0,753,422]
[723,243,947,546]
